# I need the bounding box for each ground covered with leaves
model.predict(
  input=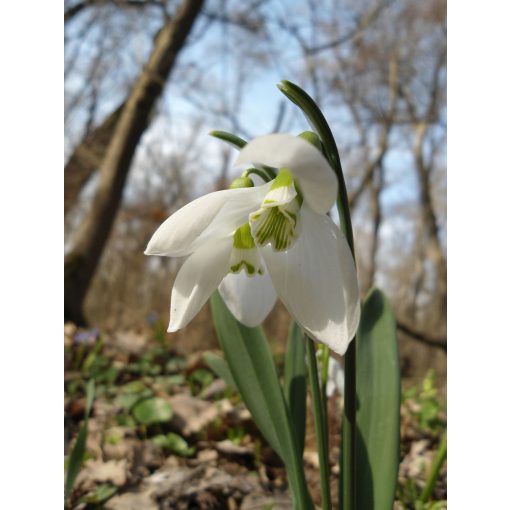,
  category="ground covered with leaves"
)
[64,323,446,510]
